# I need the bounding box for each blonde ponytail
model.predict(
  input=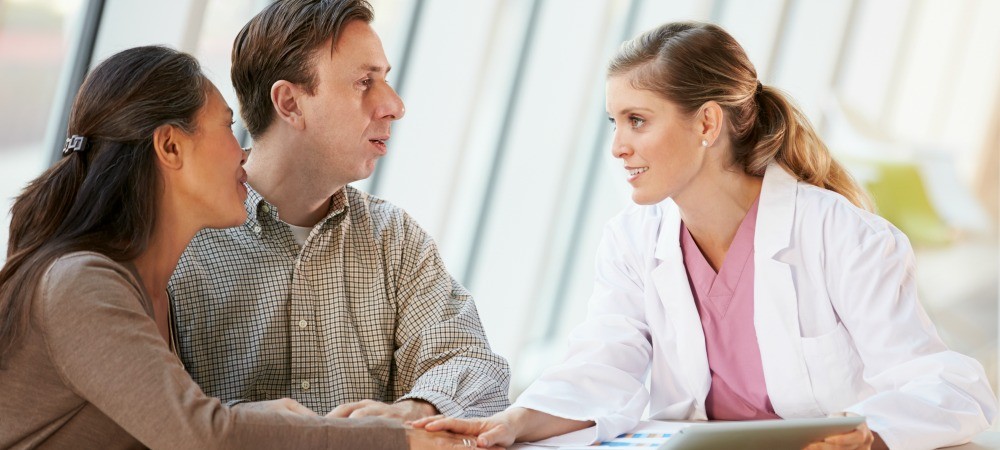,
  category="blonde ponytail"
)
[751,85,872,210]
